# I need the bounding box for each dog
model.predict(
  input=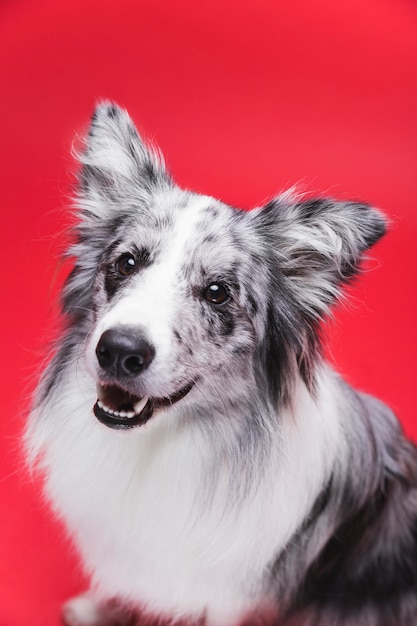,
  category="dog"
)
[26,103,417,626]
